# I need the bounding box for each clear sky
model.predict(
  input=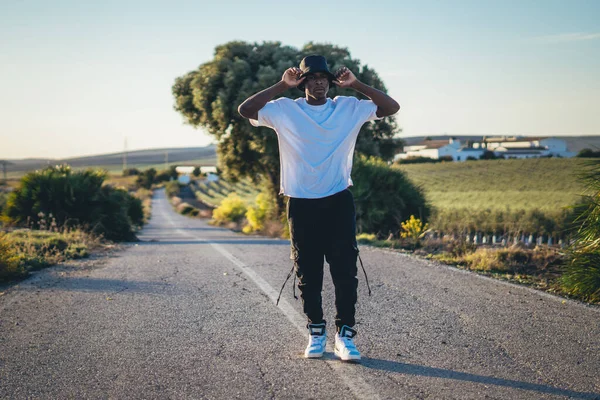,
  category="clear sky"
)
[1,0,599,159]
